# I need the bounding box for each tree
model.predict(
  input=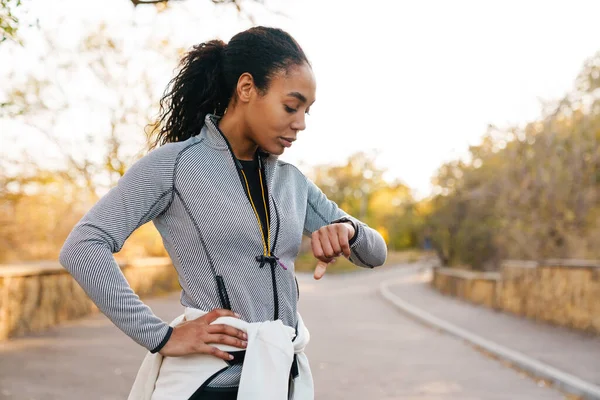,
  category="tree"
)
[0,0,272,47]
[131,0,262,8]
[3,23,178,195]
[426,51,600,270]
[0,19,179,261]
[0,0,286,262]
[130,0,276,25]
[0,0,22,44]
[310,152,419,250]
